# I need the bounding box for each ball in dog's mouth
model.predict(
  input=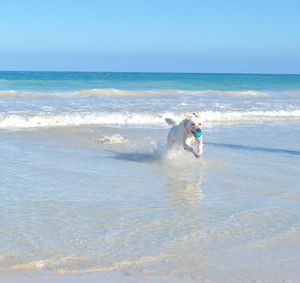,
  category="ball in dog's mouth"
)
[192,130,202,139]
